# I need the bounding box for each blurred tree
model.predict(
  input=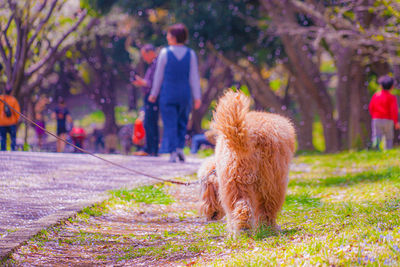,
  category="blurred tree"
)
[259,0,400,151]
[0,0,90,99]
[73,32,131,135]
[0,0,94,146]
